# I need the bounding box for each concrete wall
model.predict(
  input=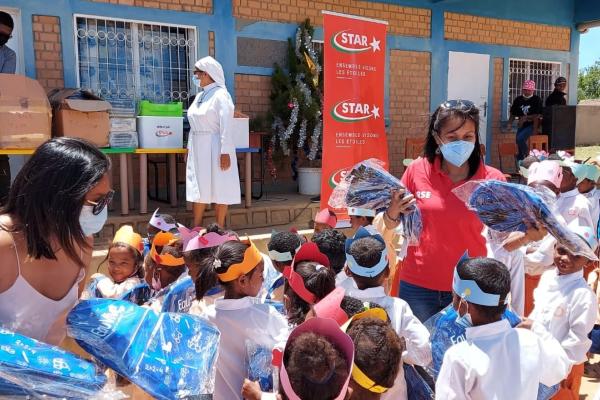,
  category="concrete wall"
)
[576,105,600,146]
